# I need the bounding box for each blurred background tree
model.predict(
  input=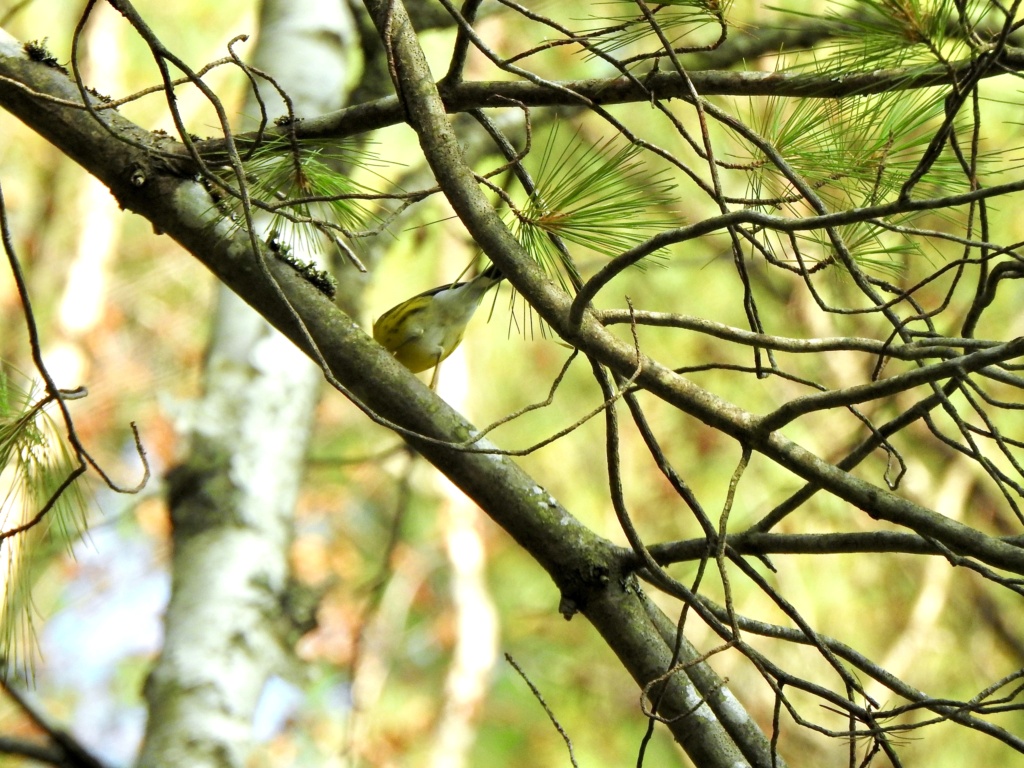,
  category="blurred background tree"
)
[1,1,1024,767]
